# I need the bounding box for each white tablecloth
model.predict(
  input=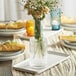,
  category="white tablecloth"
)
[12,30,76,76]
